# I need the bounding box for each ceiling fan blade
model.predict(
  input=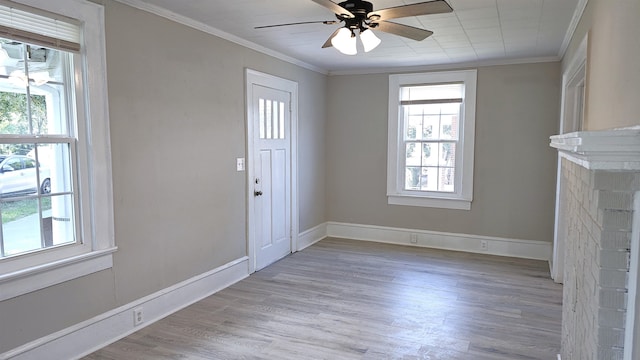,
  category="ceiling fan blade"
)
[373,21,433,41]
[255,20,337,29]
[321,27,342,48]
[368,0,453,21]
[311,0,355,18]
